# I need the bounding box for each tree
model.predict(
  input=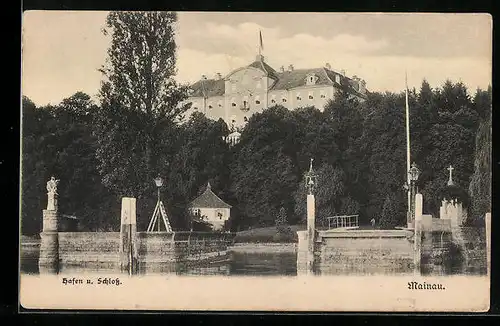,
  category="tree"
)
[293,163,346,227]
[166,113,231,229]
[468,86,492,224]
[21,93,116,234]
[378,194,403,229]
[359,91,407,222]
[95,12,189,228]
[230,106,300,228]
[420,81,478,215]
